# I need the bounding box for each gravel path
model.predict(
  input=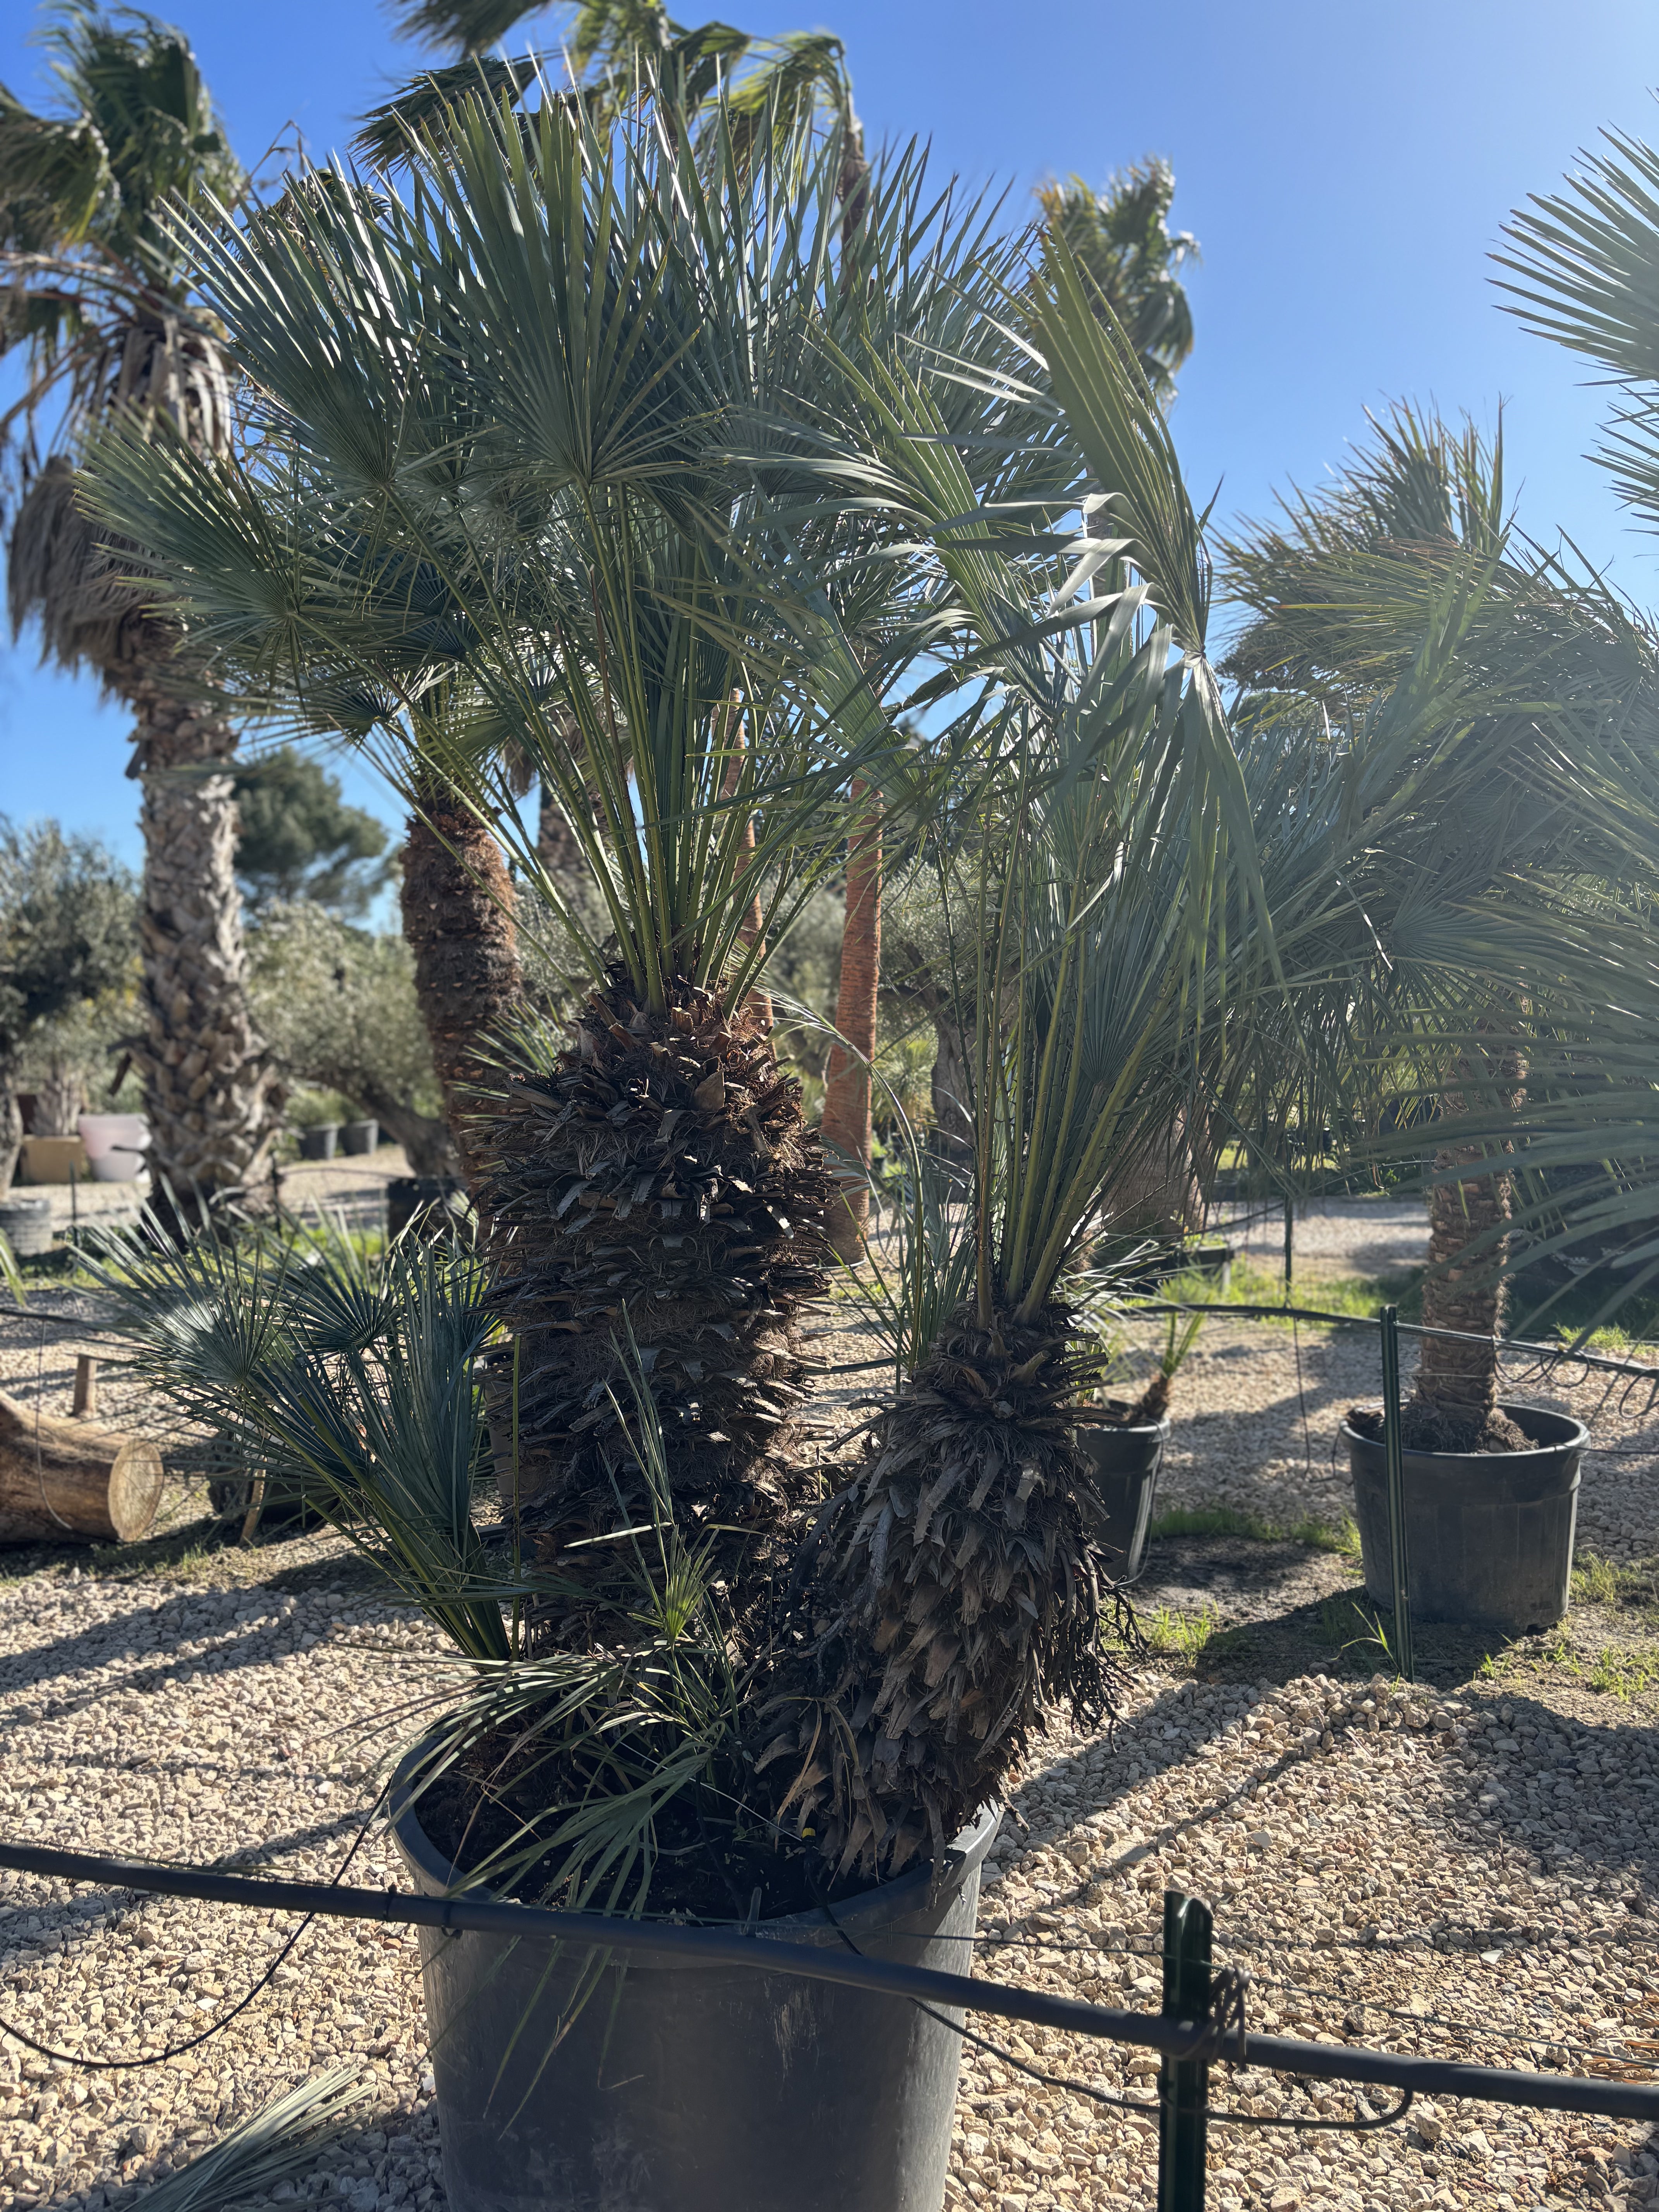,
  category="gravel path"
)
[0,1200,1655,2212]
[1215,1197,1432,1285]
